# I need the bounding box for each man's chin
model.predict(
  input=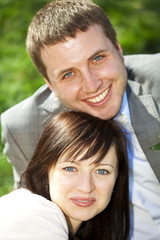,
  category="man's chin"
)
[91,108,120,120]
[67,105,120,120]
